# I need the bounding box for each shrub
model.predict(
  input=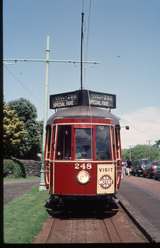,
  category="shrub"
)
[3,160,15,177]
[3,159,26,178]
